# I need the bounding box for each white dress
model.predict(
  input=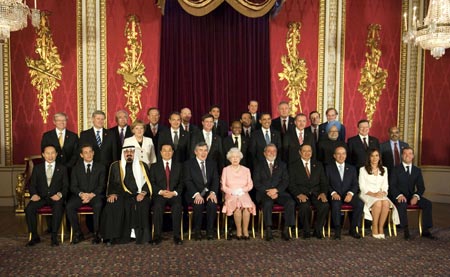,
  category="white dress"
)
[359,166,400,224]
[123,136,156,167]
